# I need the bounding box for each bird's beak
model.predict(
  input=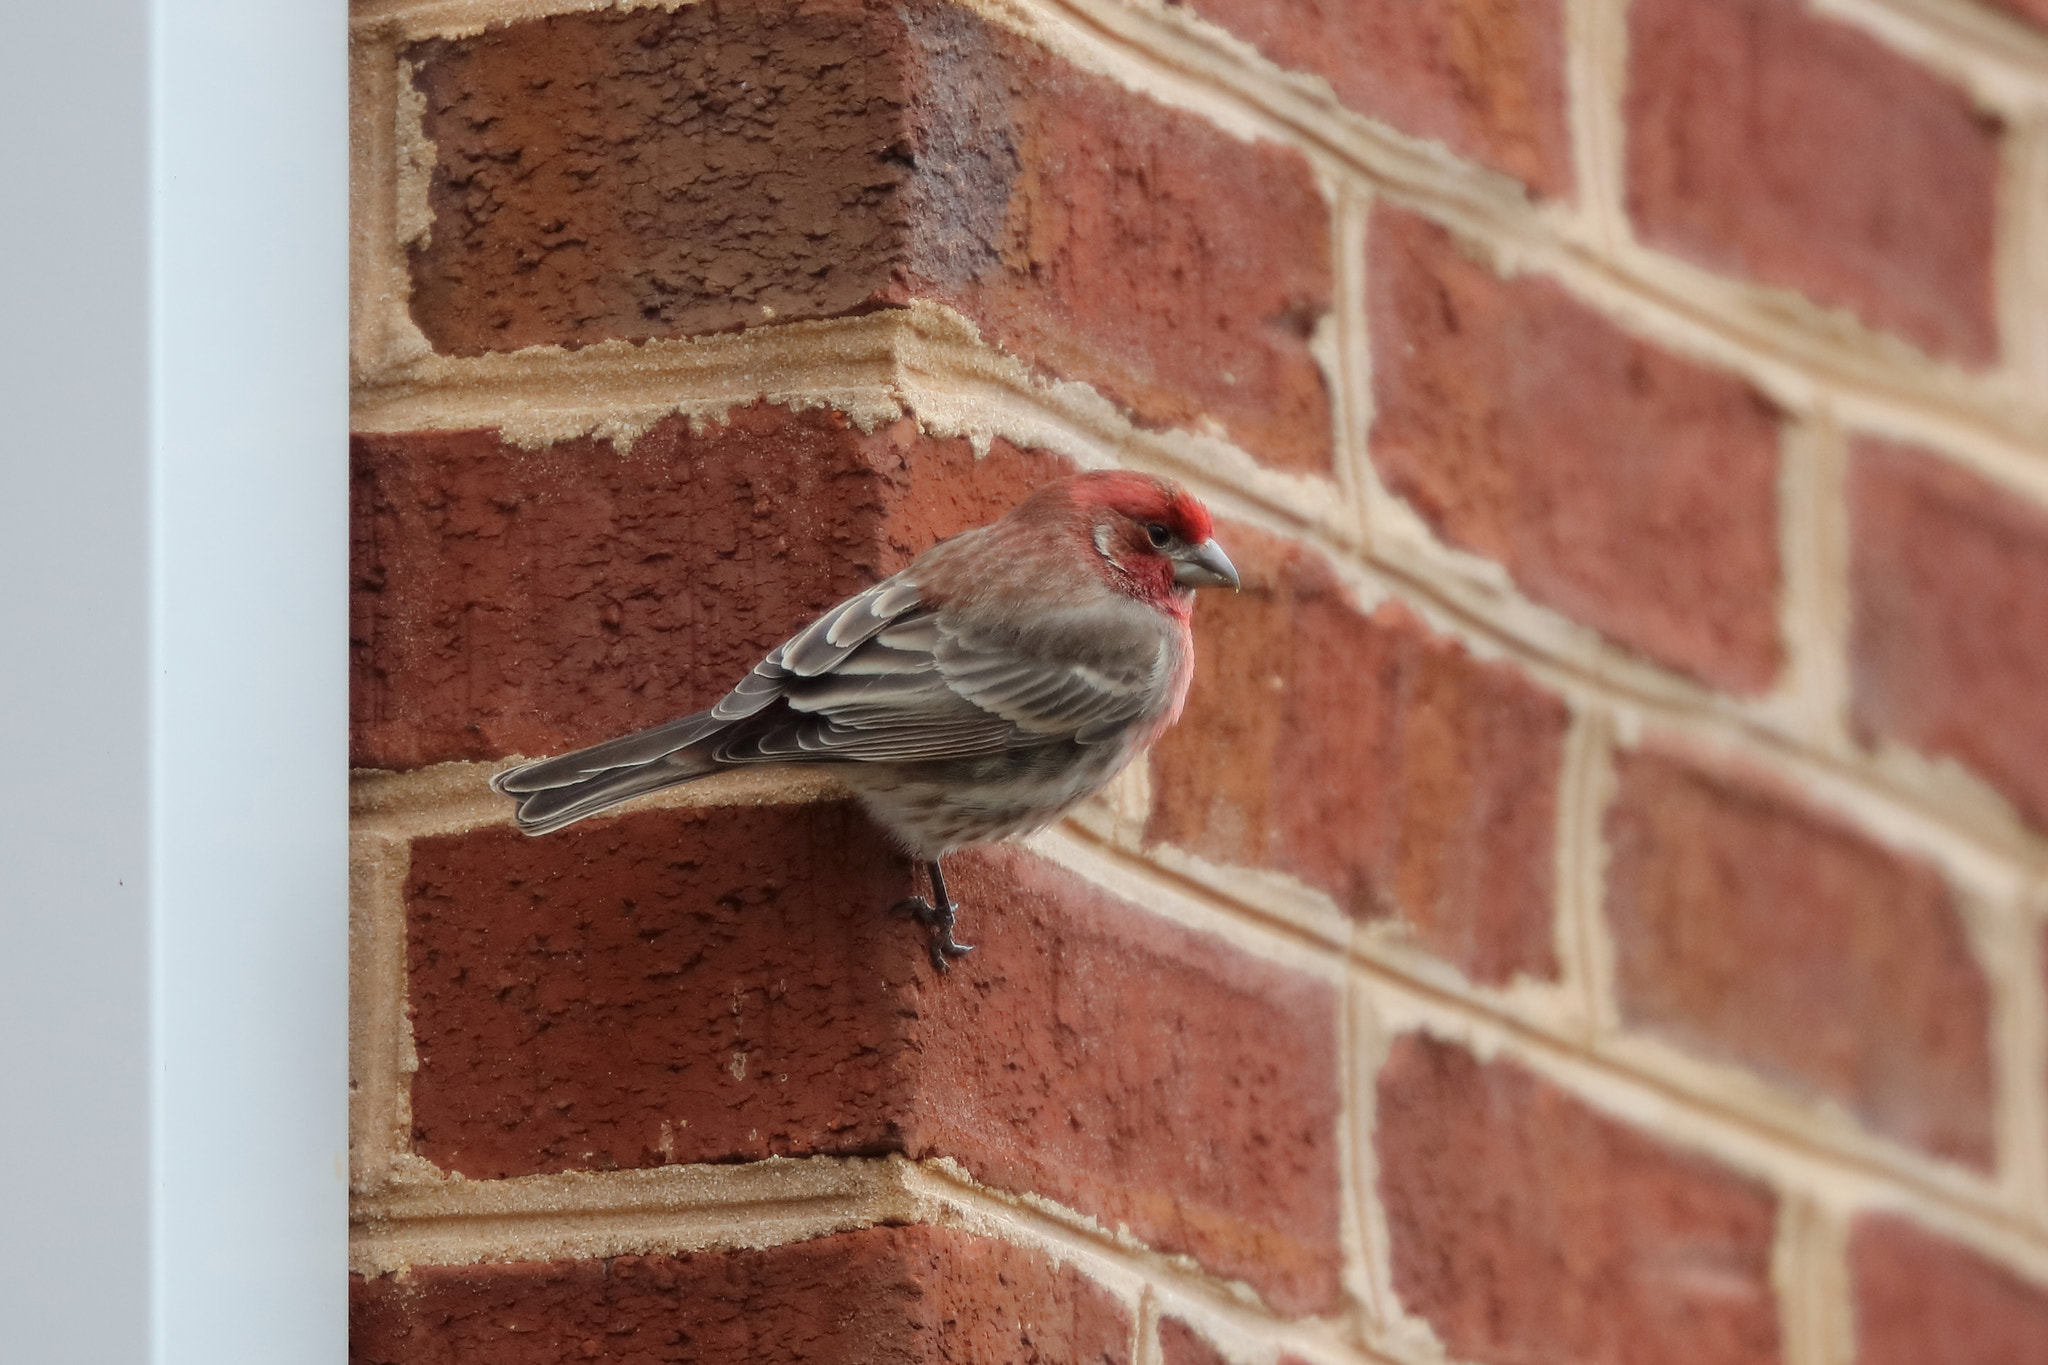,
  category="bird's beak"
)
[1172,537,1241,591]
